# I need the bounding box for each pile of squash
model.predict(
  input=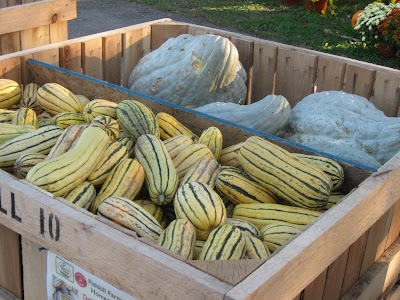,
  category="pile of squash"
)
[0,78,345,261]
